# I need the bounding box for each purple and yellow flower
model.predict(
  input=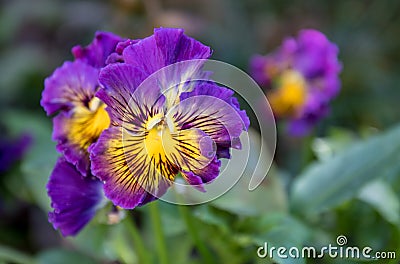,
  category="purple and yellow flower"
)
[41,32,122,236]
[90,28,250,209]
[250,29,341,135]
[42,28,249,235]
[41,31,123,175]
